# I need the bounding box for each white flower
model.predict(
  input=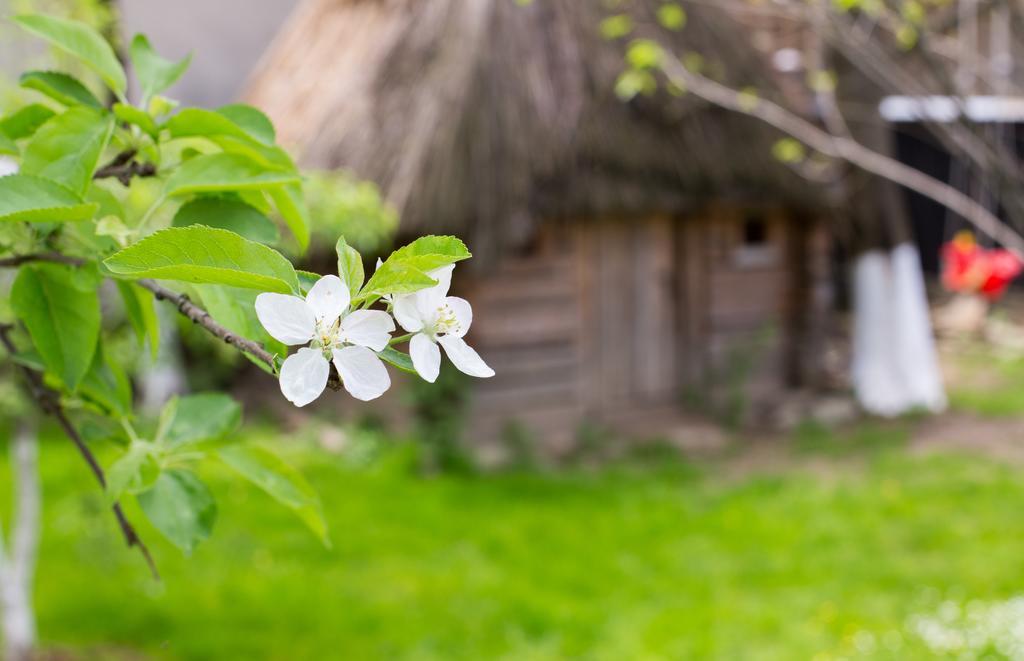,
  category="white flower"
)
[0,157,19,177]
[392,265,494,383]
[255,275,395,406]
